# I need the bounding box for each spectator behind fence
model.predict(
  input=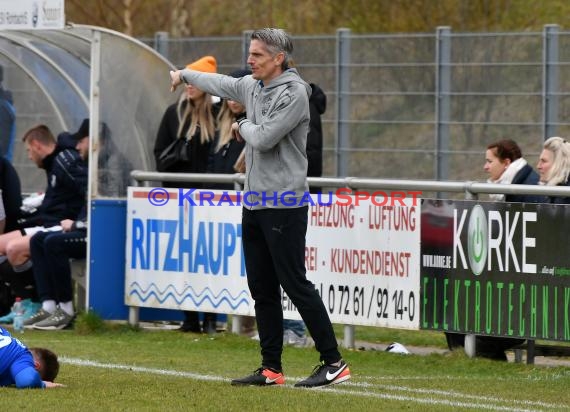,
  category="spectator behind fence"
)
[170,28,350,388]
[537,136,570,204]
[0,327,61,388]
[484,139,545,203]
[0,122,88,325]
[23,123,90,330]
[0,65,16,162]
[446,139,543,360]
[154,56,219,334]
[207,68,248,189]
[306,83,326,192]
